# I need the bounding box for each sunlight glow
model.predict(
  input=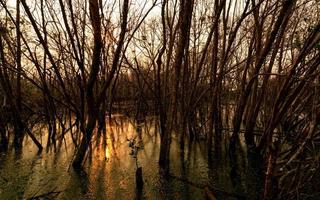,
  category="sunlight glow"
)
[105,146,111,161]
